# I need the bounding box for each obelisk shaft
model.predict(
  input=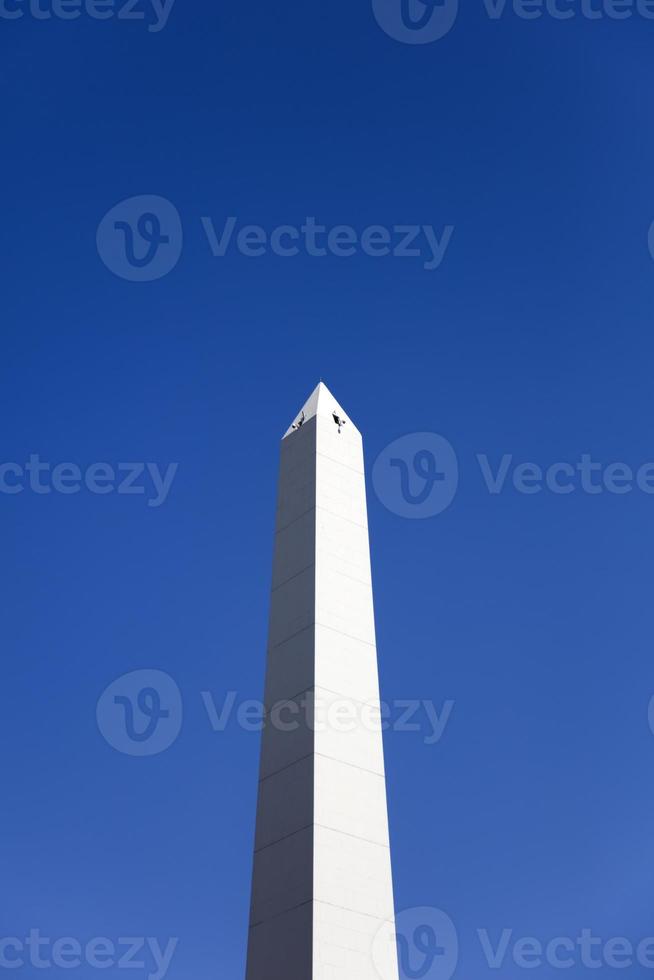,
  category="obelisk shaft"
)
[246,383,398,980]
